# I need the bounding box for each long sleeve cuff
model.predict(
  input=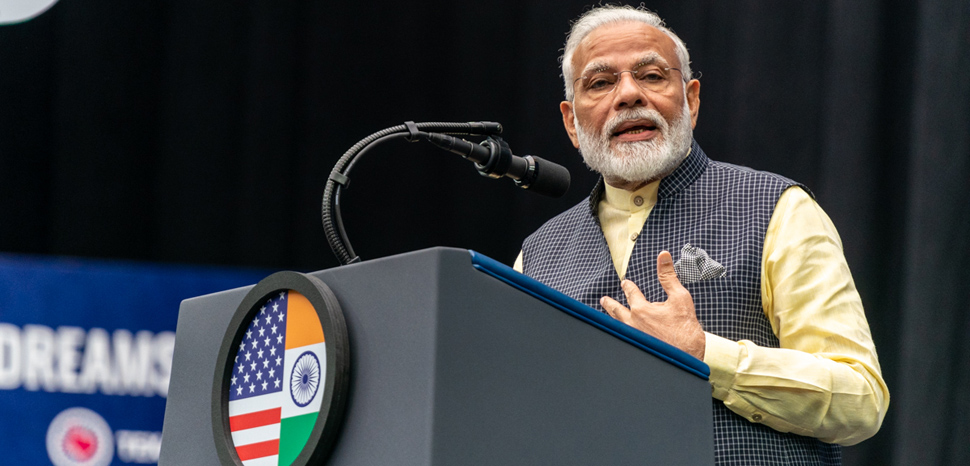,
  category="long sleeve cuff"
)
[702,331,888,445]
[704,332,820,439]
[704,332,741,399]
